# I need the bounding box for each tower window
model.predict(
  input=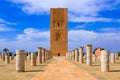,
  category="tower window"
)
[58,22,60,27]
